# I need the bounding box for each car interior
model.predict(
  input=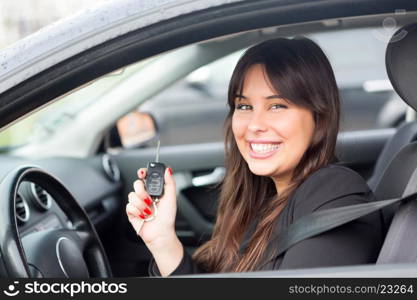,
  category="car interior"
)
[1,1,417,278]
